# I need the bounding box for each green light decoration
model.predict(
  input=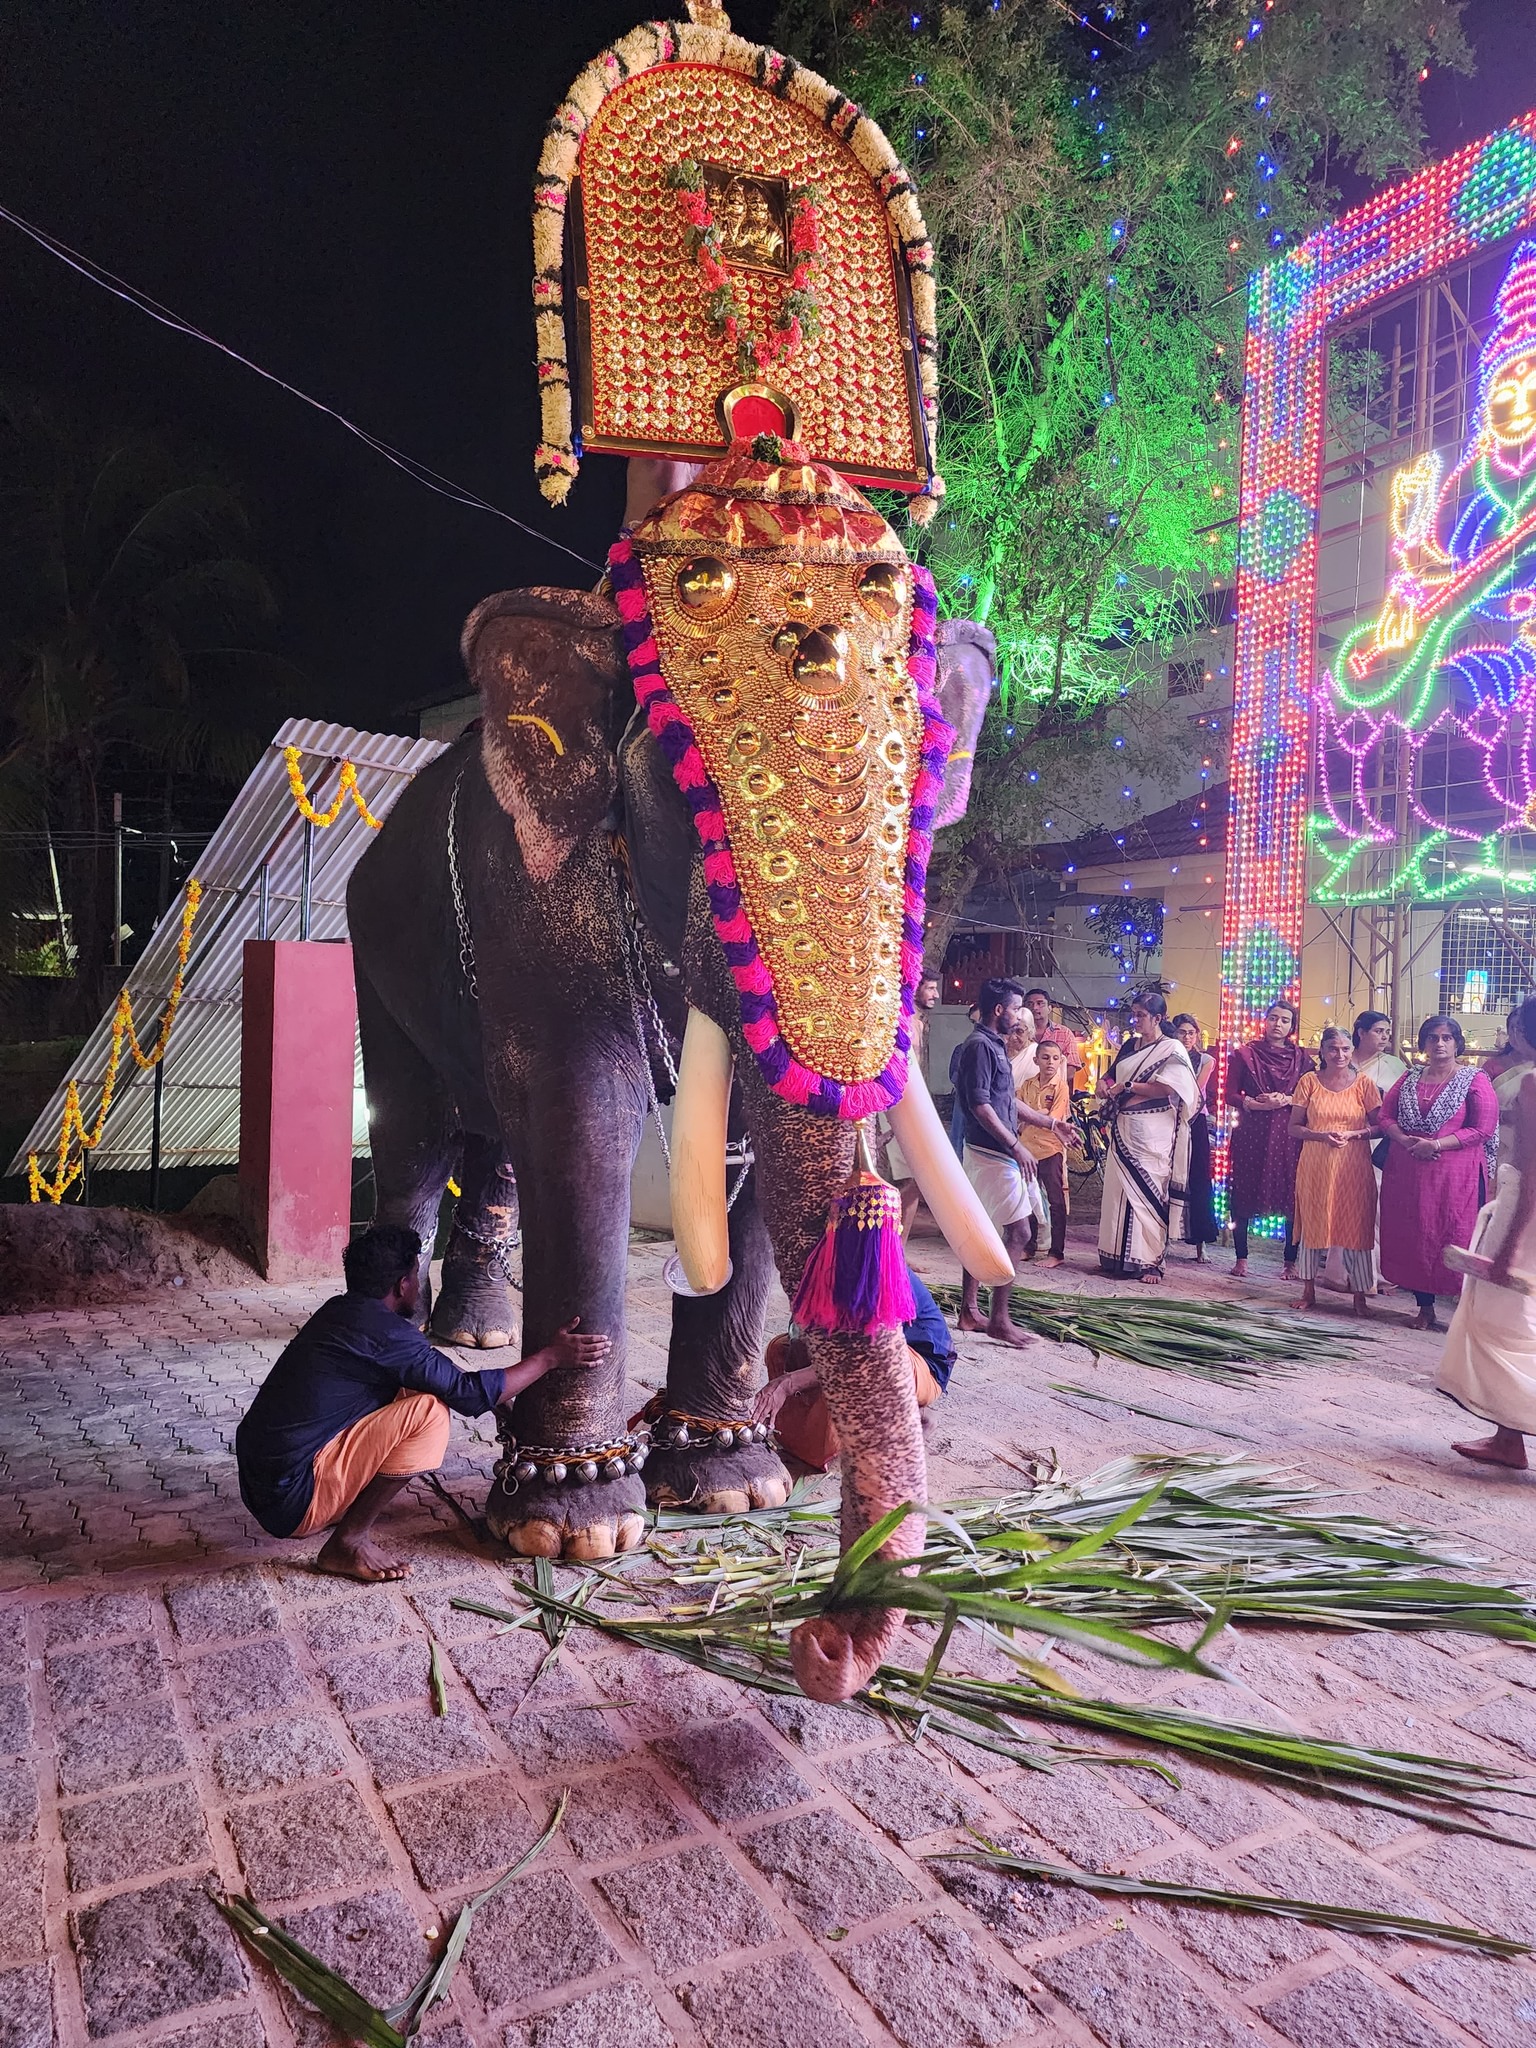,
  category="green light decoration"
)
[1222,924,1300,1022]
[1452,127,1536,244]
